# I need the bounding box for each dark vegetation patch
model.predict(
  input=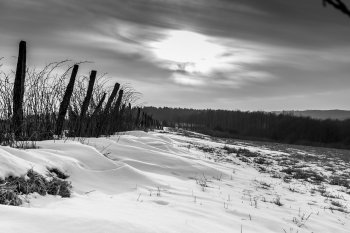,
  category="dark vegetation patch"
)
[239,157,251,163]
[195,145,216,154]
[179,129,350,194]
[223,141,349,188]
[329,206,349,213]
[222,145,238,154]
[48,167,70,180]
[168,128,207,140]
[328,200,349,213]
[254,157,272,165]
[0,168,72,206]
[256,165,268,173]
[329,175,350,188]
[281,168,325,184]
[272,196,283,206]
[255,180,272,189]
[236,148,260,158]
[278,158,298,166]
[311,185,342,199]
[331,200,344,208]
[223,146,264,164]
[292,153,319,162]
